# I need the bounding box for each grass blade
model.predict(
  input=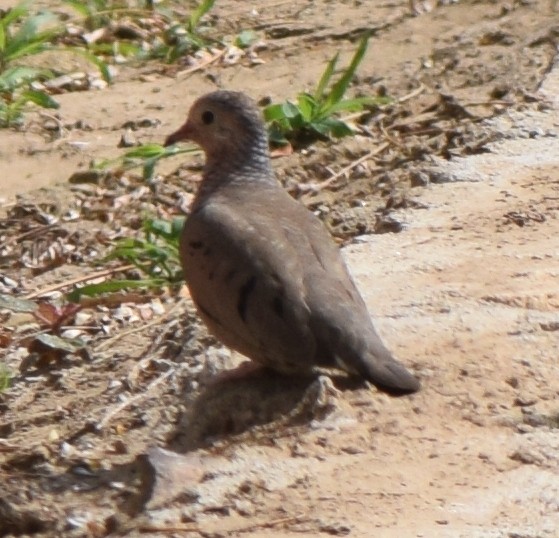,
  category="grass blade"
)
[318,96,390,117]
[123,143,168,160]
[65,46,112,82]
[312,117,353,138]
[297,93,316,122]
[0,2,30,31]
[188,0,215,33]
[0,66,49,91]
[62,0,91,18]
[68,279,167,301]
[5,40,50,63]
[0,22,6,53]
[20,89,60,109]
[323,34,369,110]
[314,52,338,102]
